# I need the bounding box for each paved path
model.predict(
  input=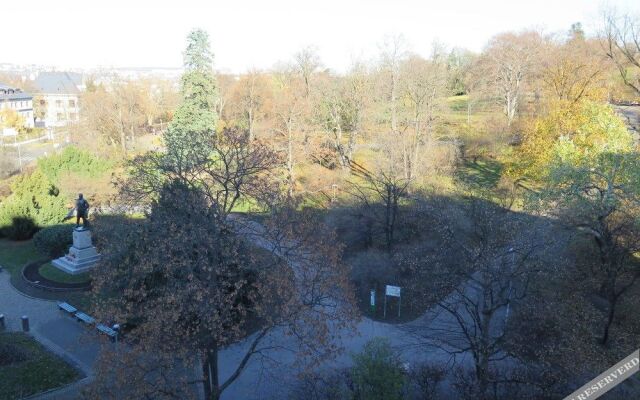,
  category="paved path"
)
[0,270,103,400]
[218,218,462,399]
